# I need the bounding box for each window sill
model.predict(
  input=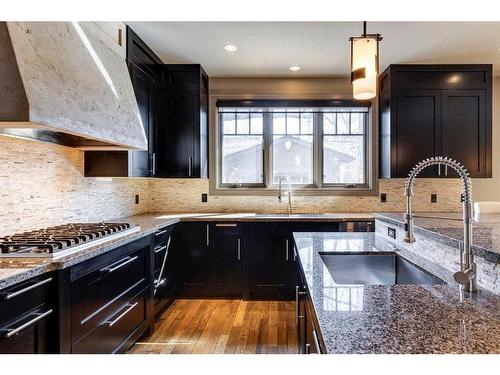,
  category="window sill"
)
[210,185,379,197]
